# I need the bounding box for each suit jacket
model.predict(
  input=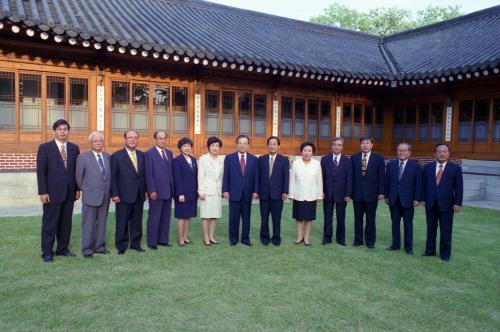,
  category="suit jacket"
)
[421,161,463,211]
[222,152,259,202]
[385,158,422,208]
[257,154,289,200]
[321,153,352,203]
[111,148,147,203]
[289,158,323,201]
[75,150,111,206]
[145,147,174,200]
[36,140,80,203]
[172,155,199,201]
[351,151,386,203]
[198,154,223,196]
